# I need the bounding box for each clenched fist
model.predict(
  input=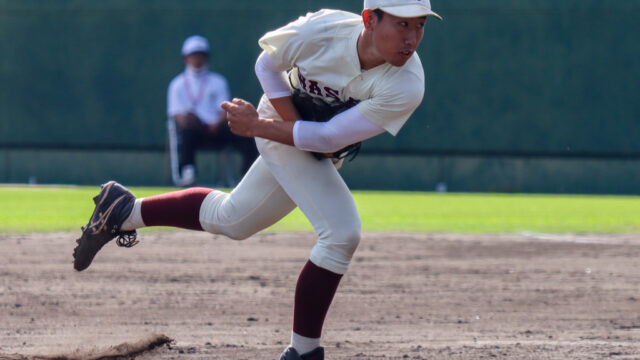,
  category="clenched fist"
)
[221,98,259,138]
